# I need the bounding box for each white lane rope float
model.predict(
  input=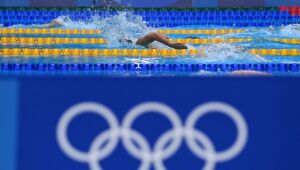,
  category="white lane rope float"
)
[56,101,248,170]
